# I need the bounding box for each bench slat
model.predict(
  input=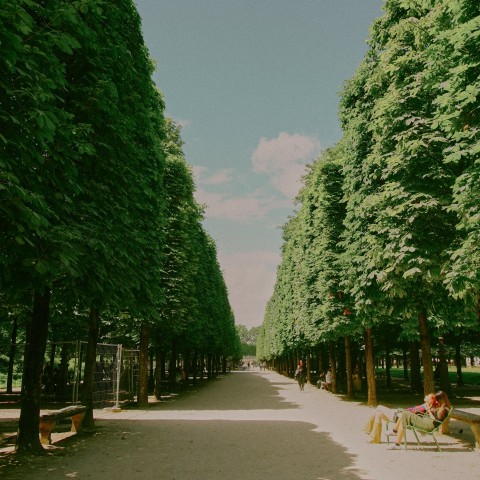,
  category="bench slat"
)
[450,409,480,424]
[41,406,86,420]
